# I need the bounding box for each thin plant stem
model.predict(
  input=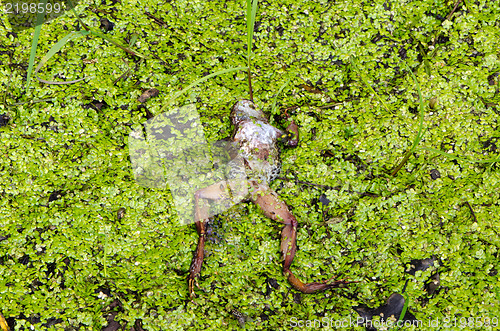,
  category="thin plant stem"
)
[391,61,426,176]
[271,76,291,114]
[247,67,253,101]
[350,56,392,114]
[161,66,248,110]
[420,147,500,164]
